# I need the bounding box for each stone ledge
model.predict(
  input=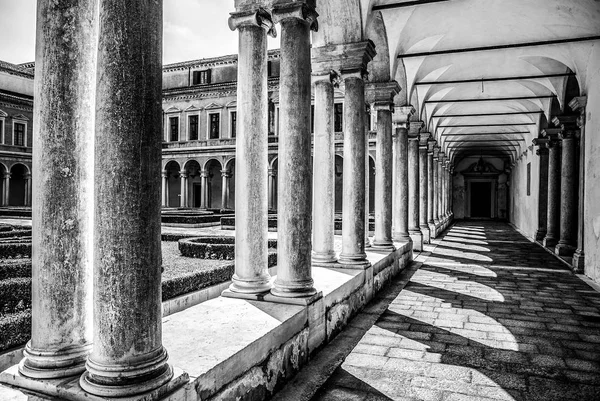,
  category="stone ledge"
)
[0,244,413,401]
